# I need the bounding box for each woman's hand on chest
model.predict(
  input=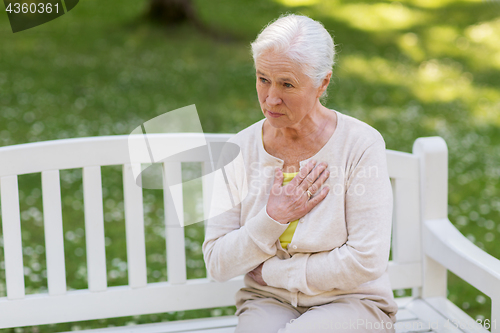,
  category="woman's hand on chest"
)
[266,159,330,224]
